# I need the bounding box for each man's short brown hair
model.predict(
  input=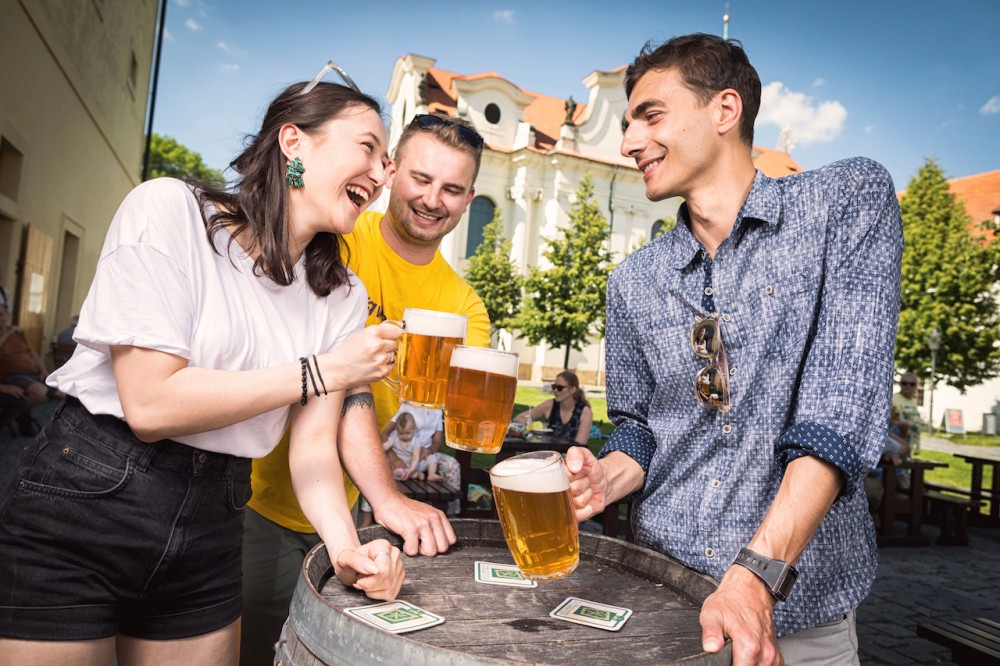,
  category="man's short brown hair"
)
[394,113,483,181]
